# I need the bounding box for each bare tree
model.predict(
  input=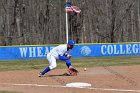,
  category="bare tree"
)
[0,0,140,45]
